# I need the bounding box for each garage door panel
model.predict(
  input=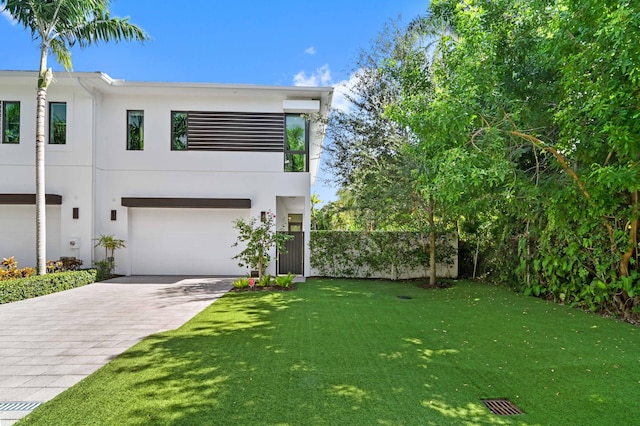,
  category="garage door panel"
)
[130,208,247,275]
[0,206,61,268]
